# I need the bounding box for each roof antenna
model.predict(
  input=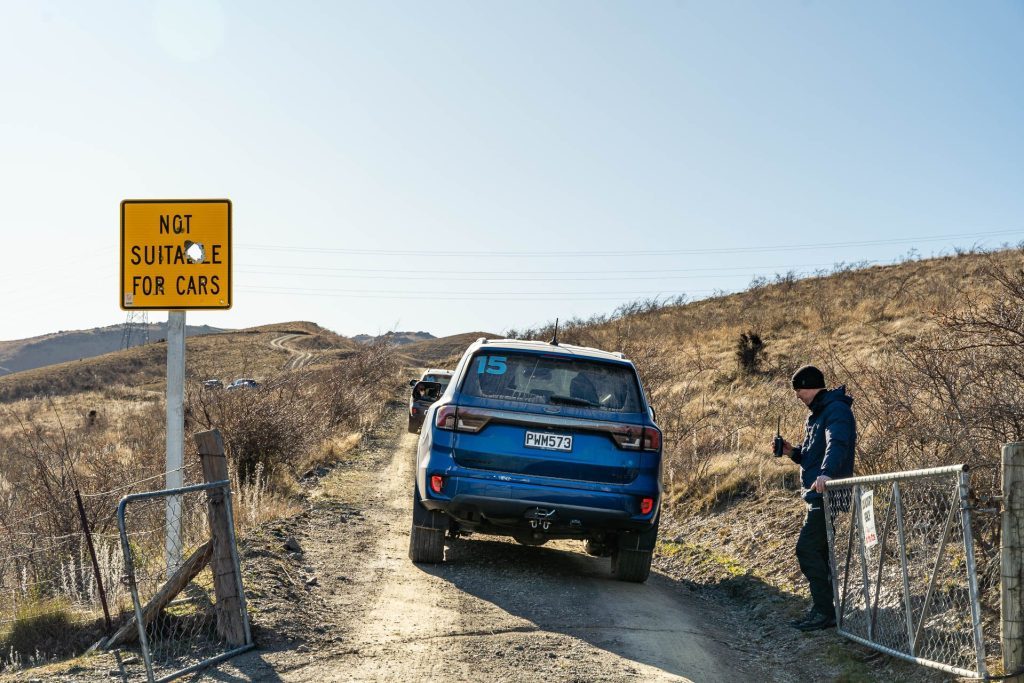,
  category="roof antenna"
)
[550,318,559,346]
